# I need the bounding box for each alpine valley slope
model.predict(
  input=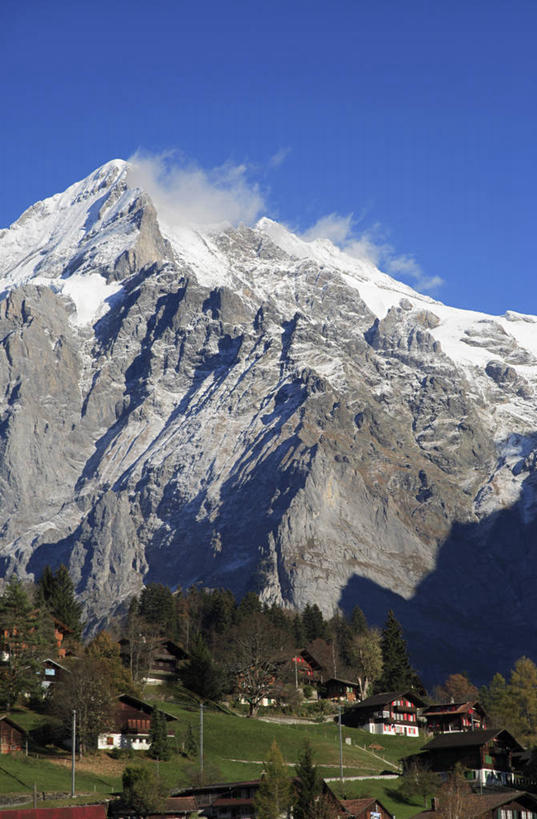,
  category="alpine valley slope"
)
[1,160,537,682]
